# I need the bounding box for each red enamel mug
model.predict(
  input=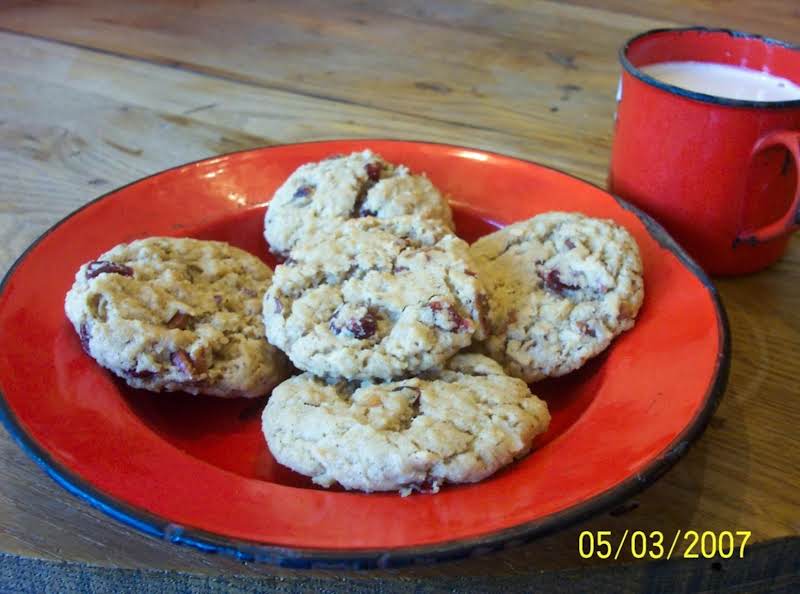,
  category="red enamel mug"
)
[609,28,800,275]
